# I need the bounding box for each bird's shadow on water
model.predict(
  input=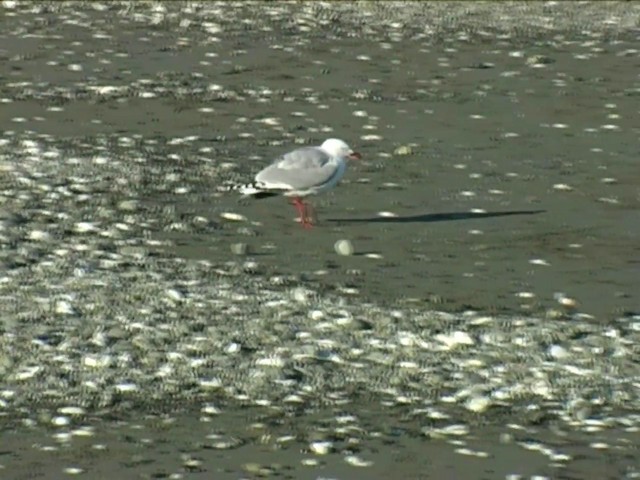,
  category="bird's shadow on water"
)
[327,209,545,224]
